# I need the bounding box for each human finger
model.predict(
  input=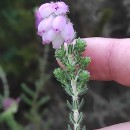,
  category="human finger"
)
[95,122,130,130]
[84,37,130,86]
